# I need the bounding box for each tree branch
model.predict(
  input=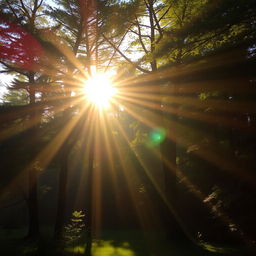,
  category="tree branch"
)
[19,0,30,18]
[0,61,27,76]
[128,29,151,39]
[5,0,20,21]
[105,29,130,72]
[158,3,173,23]
[151,4,163,43]
[135,15,149,54]
[102,34,150,74]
